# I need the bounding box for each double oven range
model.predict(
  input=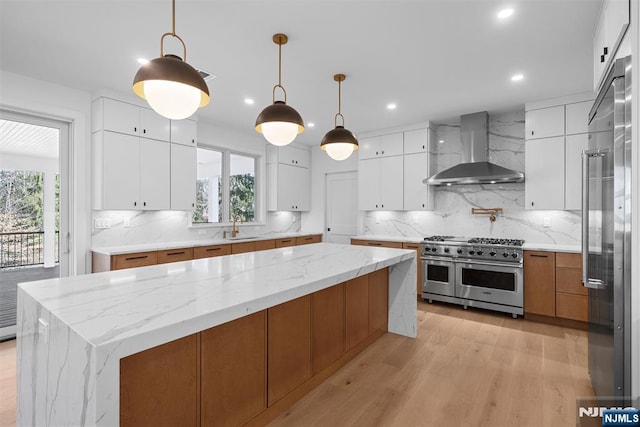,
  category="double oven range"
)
[421,235,524,318]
